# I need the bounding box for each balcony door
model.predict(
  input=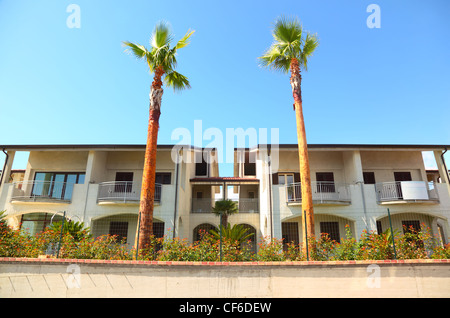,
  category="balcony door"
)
[115,172,133,193]
[316,172,335,193]
[394,172,412,199]
[32,172,84,200]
